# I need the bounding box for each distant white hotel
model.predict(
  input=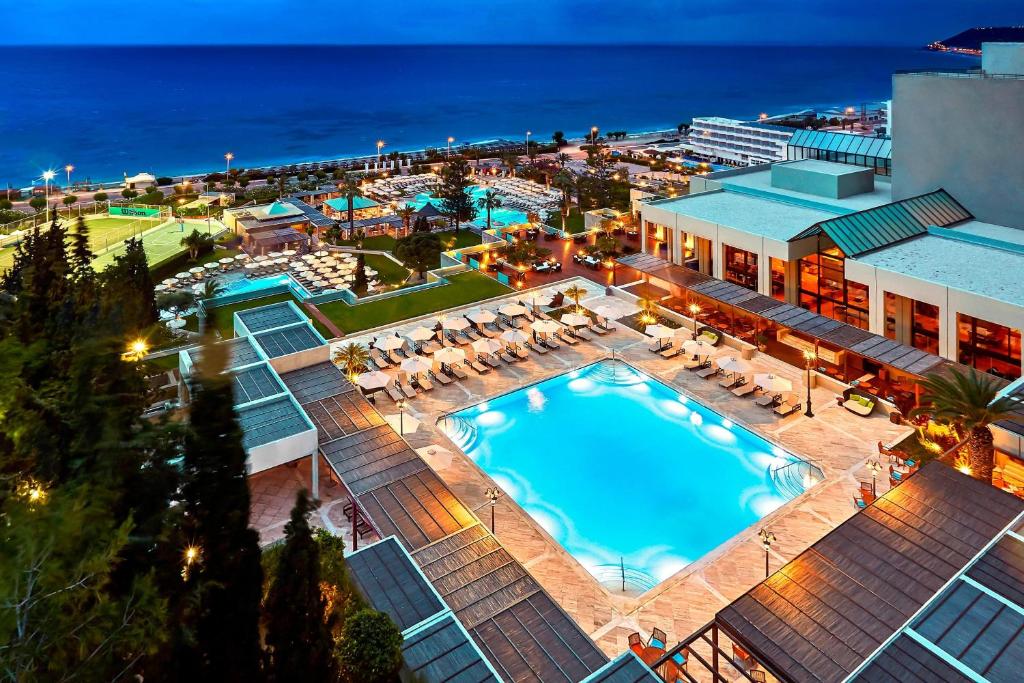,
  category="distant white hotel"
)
[686,117,794,166]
